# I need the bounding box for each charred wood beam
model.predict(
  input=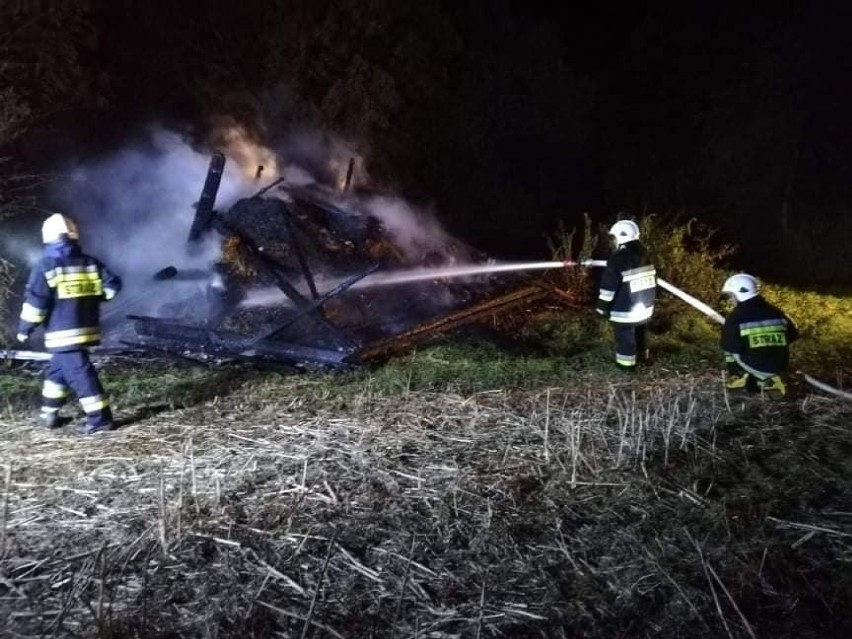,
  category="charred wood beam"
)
[282,203,319,299]
[187,152,225,243]
[213,215,308,308]
[214,217,355,350]
[251,177,285,198]
[343,157,355,191]
[129,316,351,367]
[242,235,311,308]
[245,263,380,349]
[121,340,300,373]
[353,285,549,363]
[118,340,215,368]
